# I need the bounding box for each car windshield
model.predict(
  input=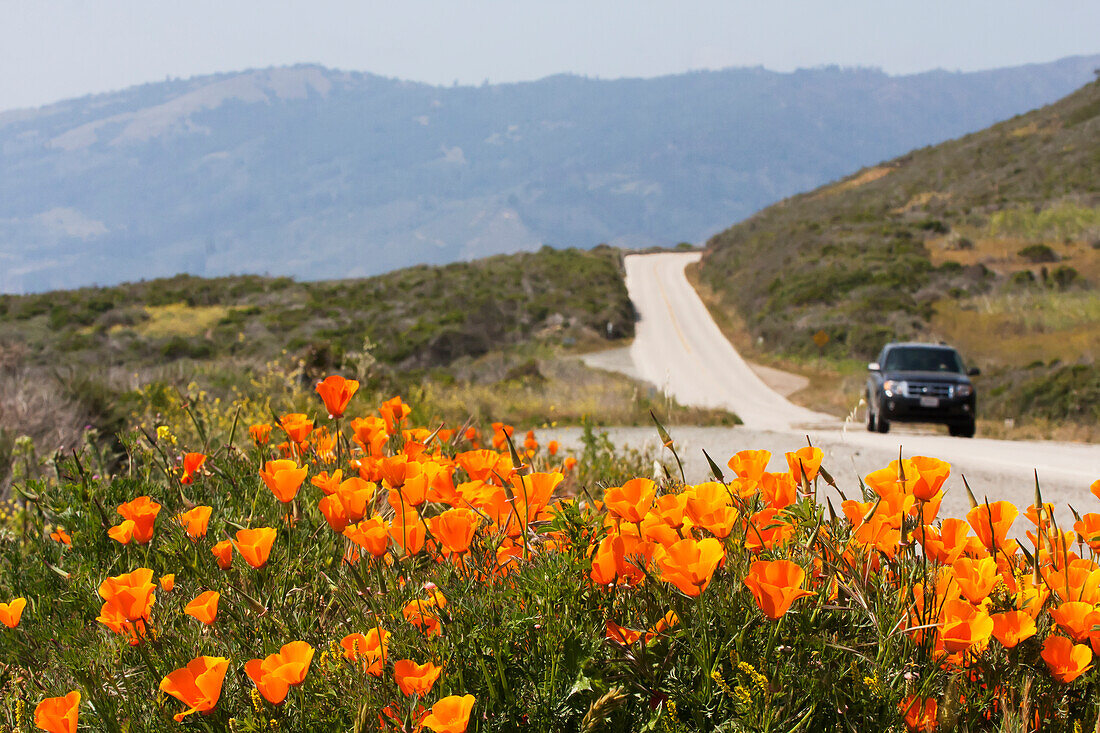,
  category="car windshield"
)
[883,347,964,373]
